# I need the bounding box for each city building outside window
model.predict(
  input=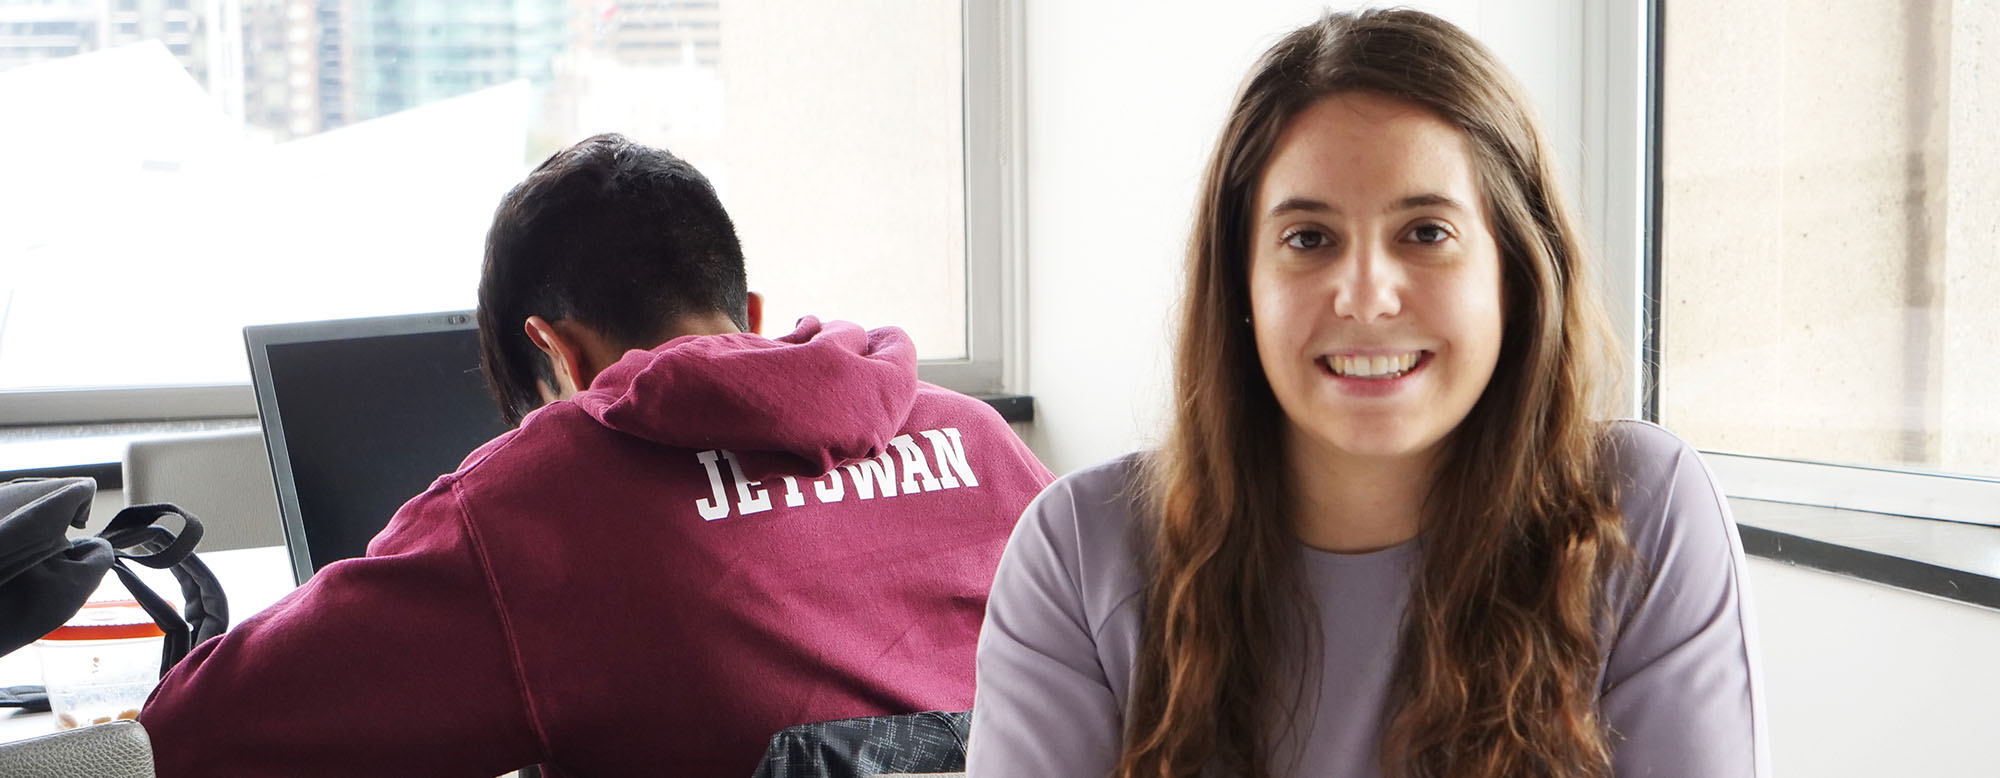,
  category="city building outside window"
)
[0,0,1016,421]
